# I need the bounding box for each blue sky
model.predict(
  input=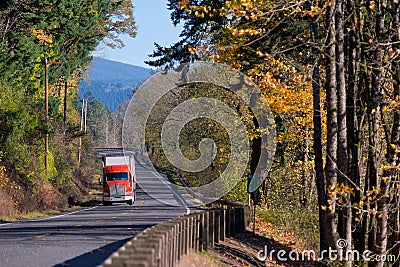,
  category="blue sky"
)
[94,0,182,69]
